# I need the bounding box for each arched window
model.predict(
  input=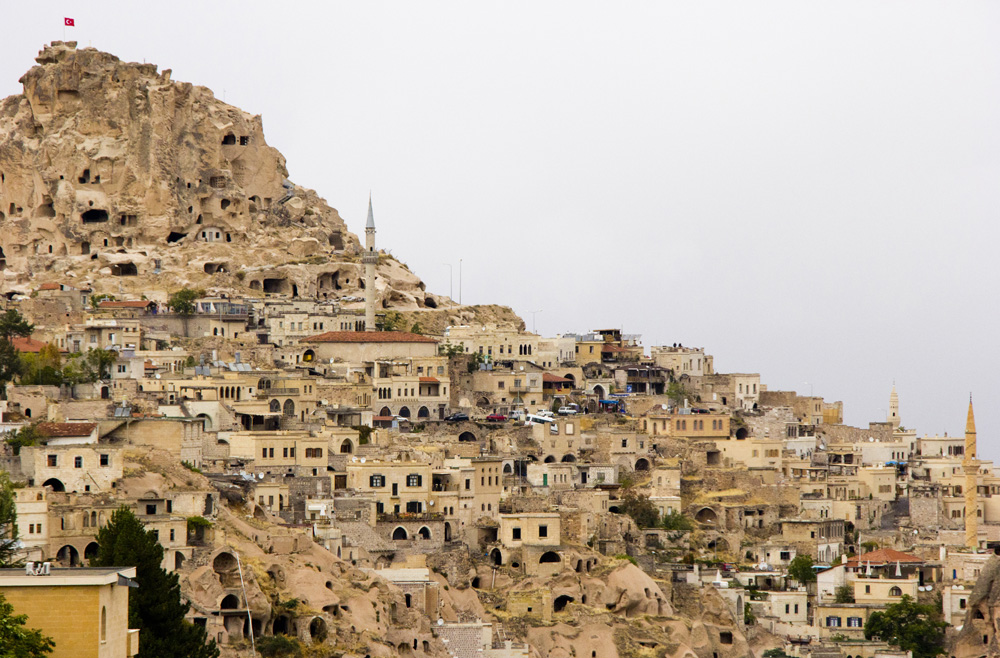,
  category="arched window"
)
[889,586,902,597]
